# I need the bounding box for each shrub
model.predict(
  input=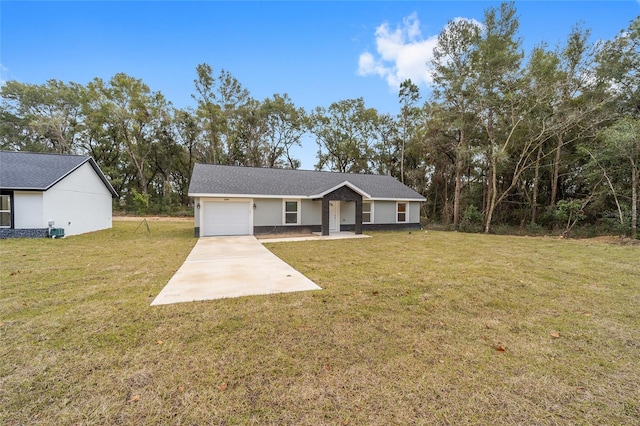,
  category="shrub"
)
[460,205,483,233]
